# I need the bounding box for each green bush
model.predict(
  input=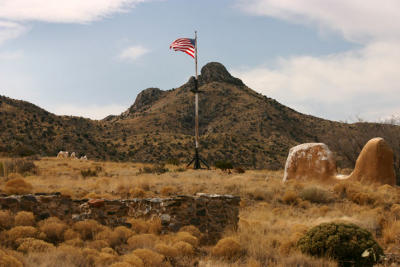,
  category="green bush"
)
[299,186,333,204]
[215,160,233,171]
[297,222,384,267]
